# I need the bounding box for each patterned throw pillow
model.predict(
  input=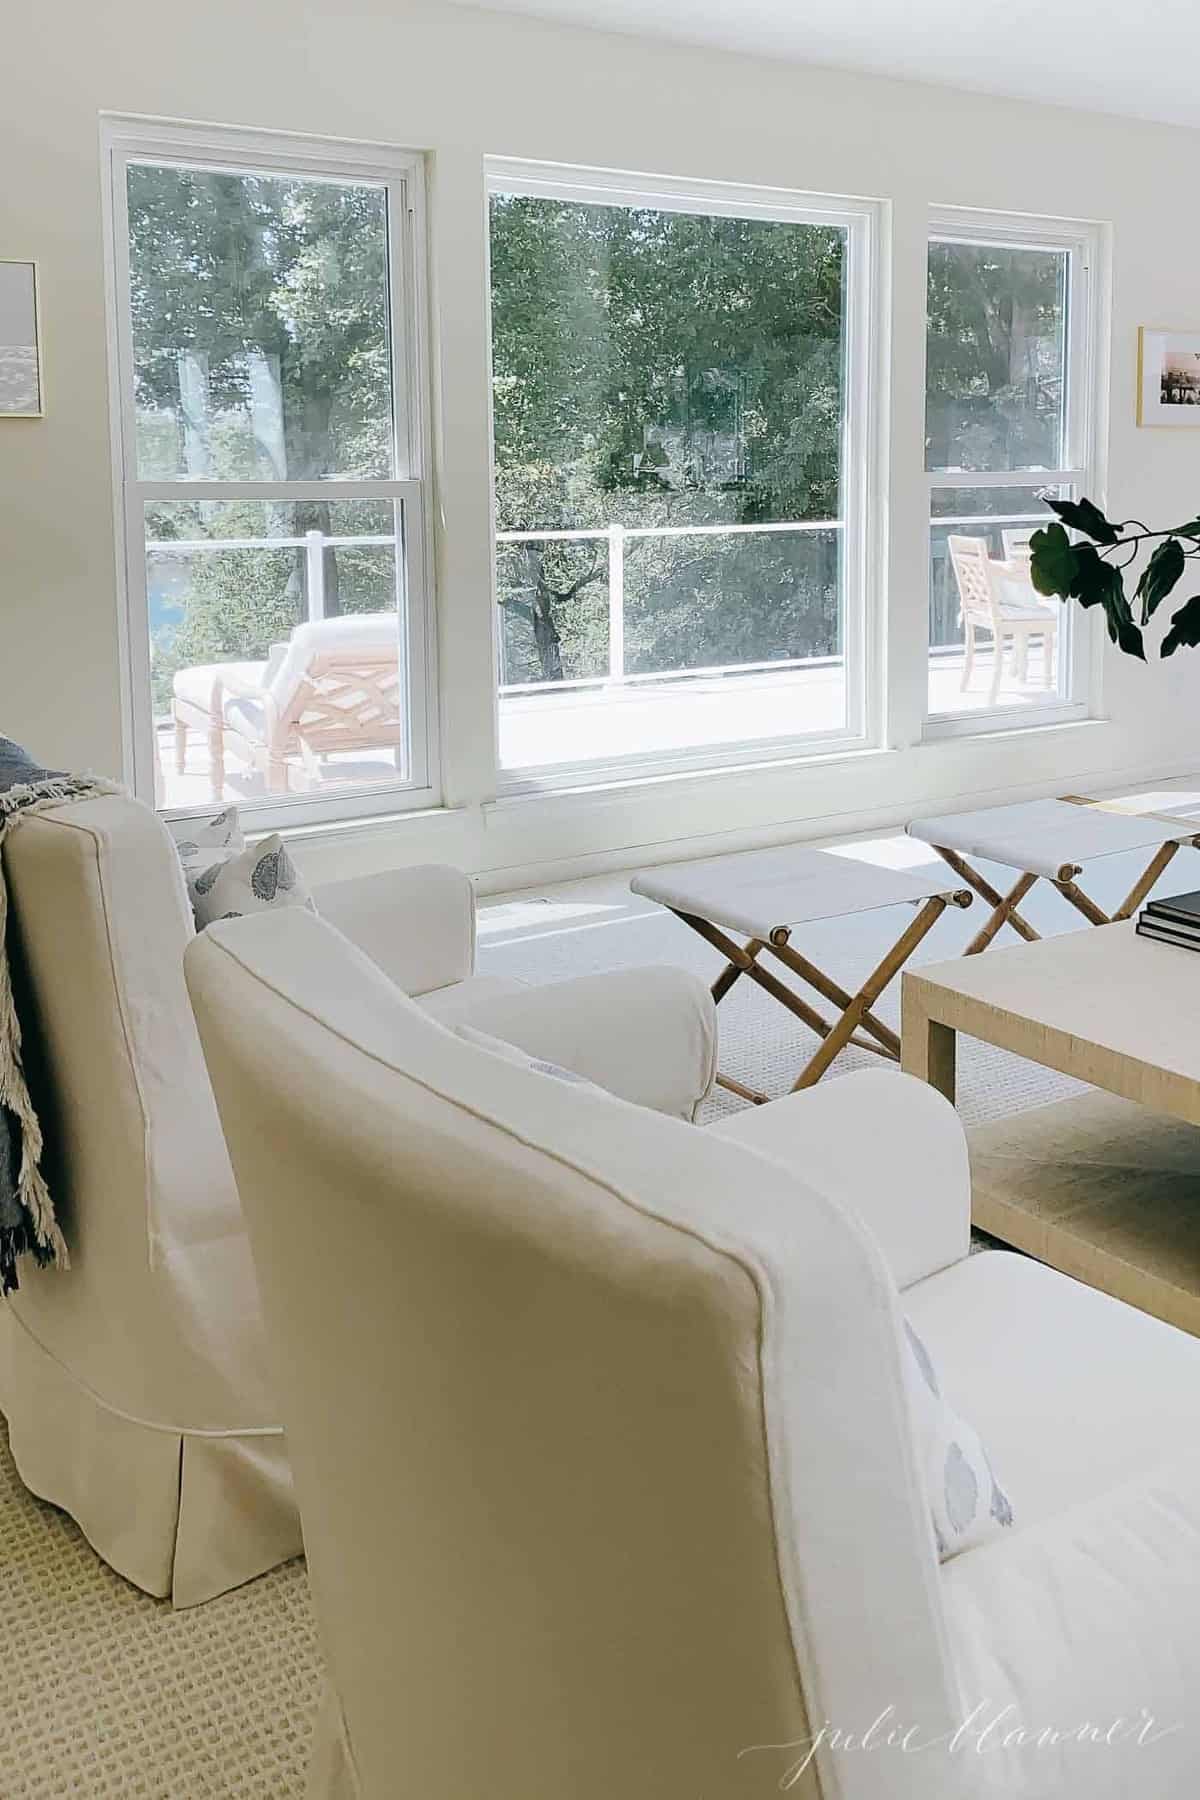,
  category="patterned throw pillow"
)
[169,806,244,882]
[455,1025,612,1099]
[902,1319,1014,1560]
[187,833,315,930]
